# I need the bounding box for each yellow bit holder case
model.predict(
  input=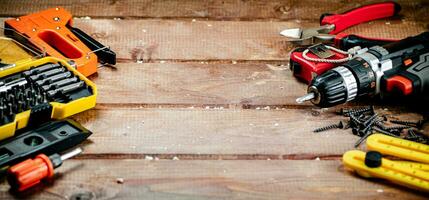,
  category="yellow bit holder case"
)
[0,56,97,140]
